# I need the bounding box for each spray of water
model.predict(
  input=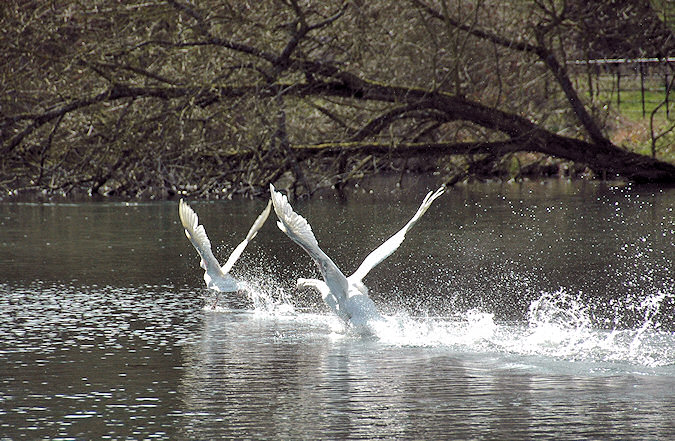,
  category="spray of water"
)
[368,288,675,368]
[218,263,675,367]
[216,228,674,369]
